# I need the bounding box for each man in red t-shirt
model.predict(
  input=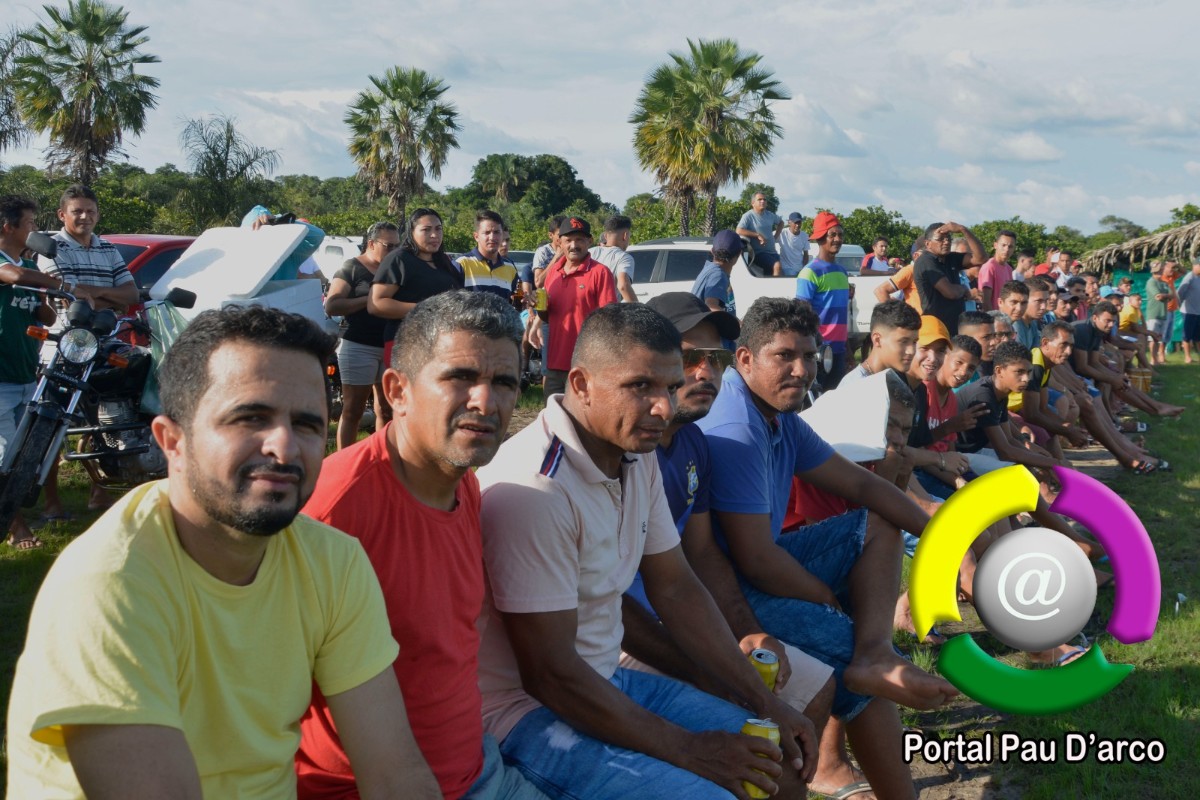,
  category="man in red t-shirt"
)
[538,216,617,399]
[296,291,548,800]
